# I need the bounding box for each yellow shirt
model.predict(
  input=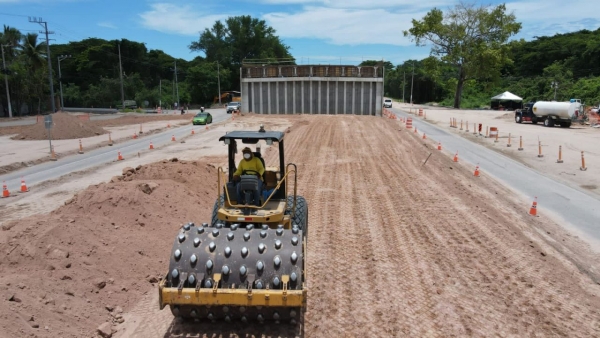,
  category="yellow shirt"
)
[234,157,265,180]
